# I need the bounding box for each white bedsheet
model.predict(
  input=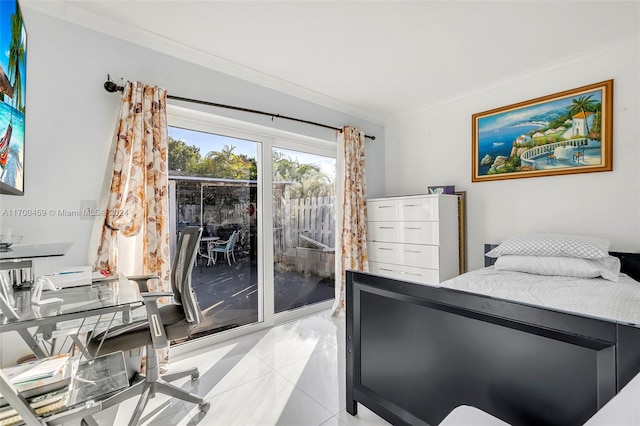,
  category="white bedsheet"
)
[439,267,640,326]
[439,405,510,426]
